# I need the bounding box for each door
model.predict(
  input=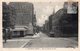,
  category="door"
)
[20,31,24,37]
